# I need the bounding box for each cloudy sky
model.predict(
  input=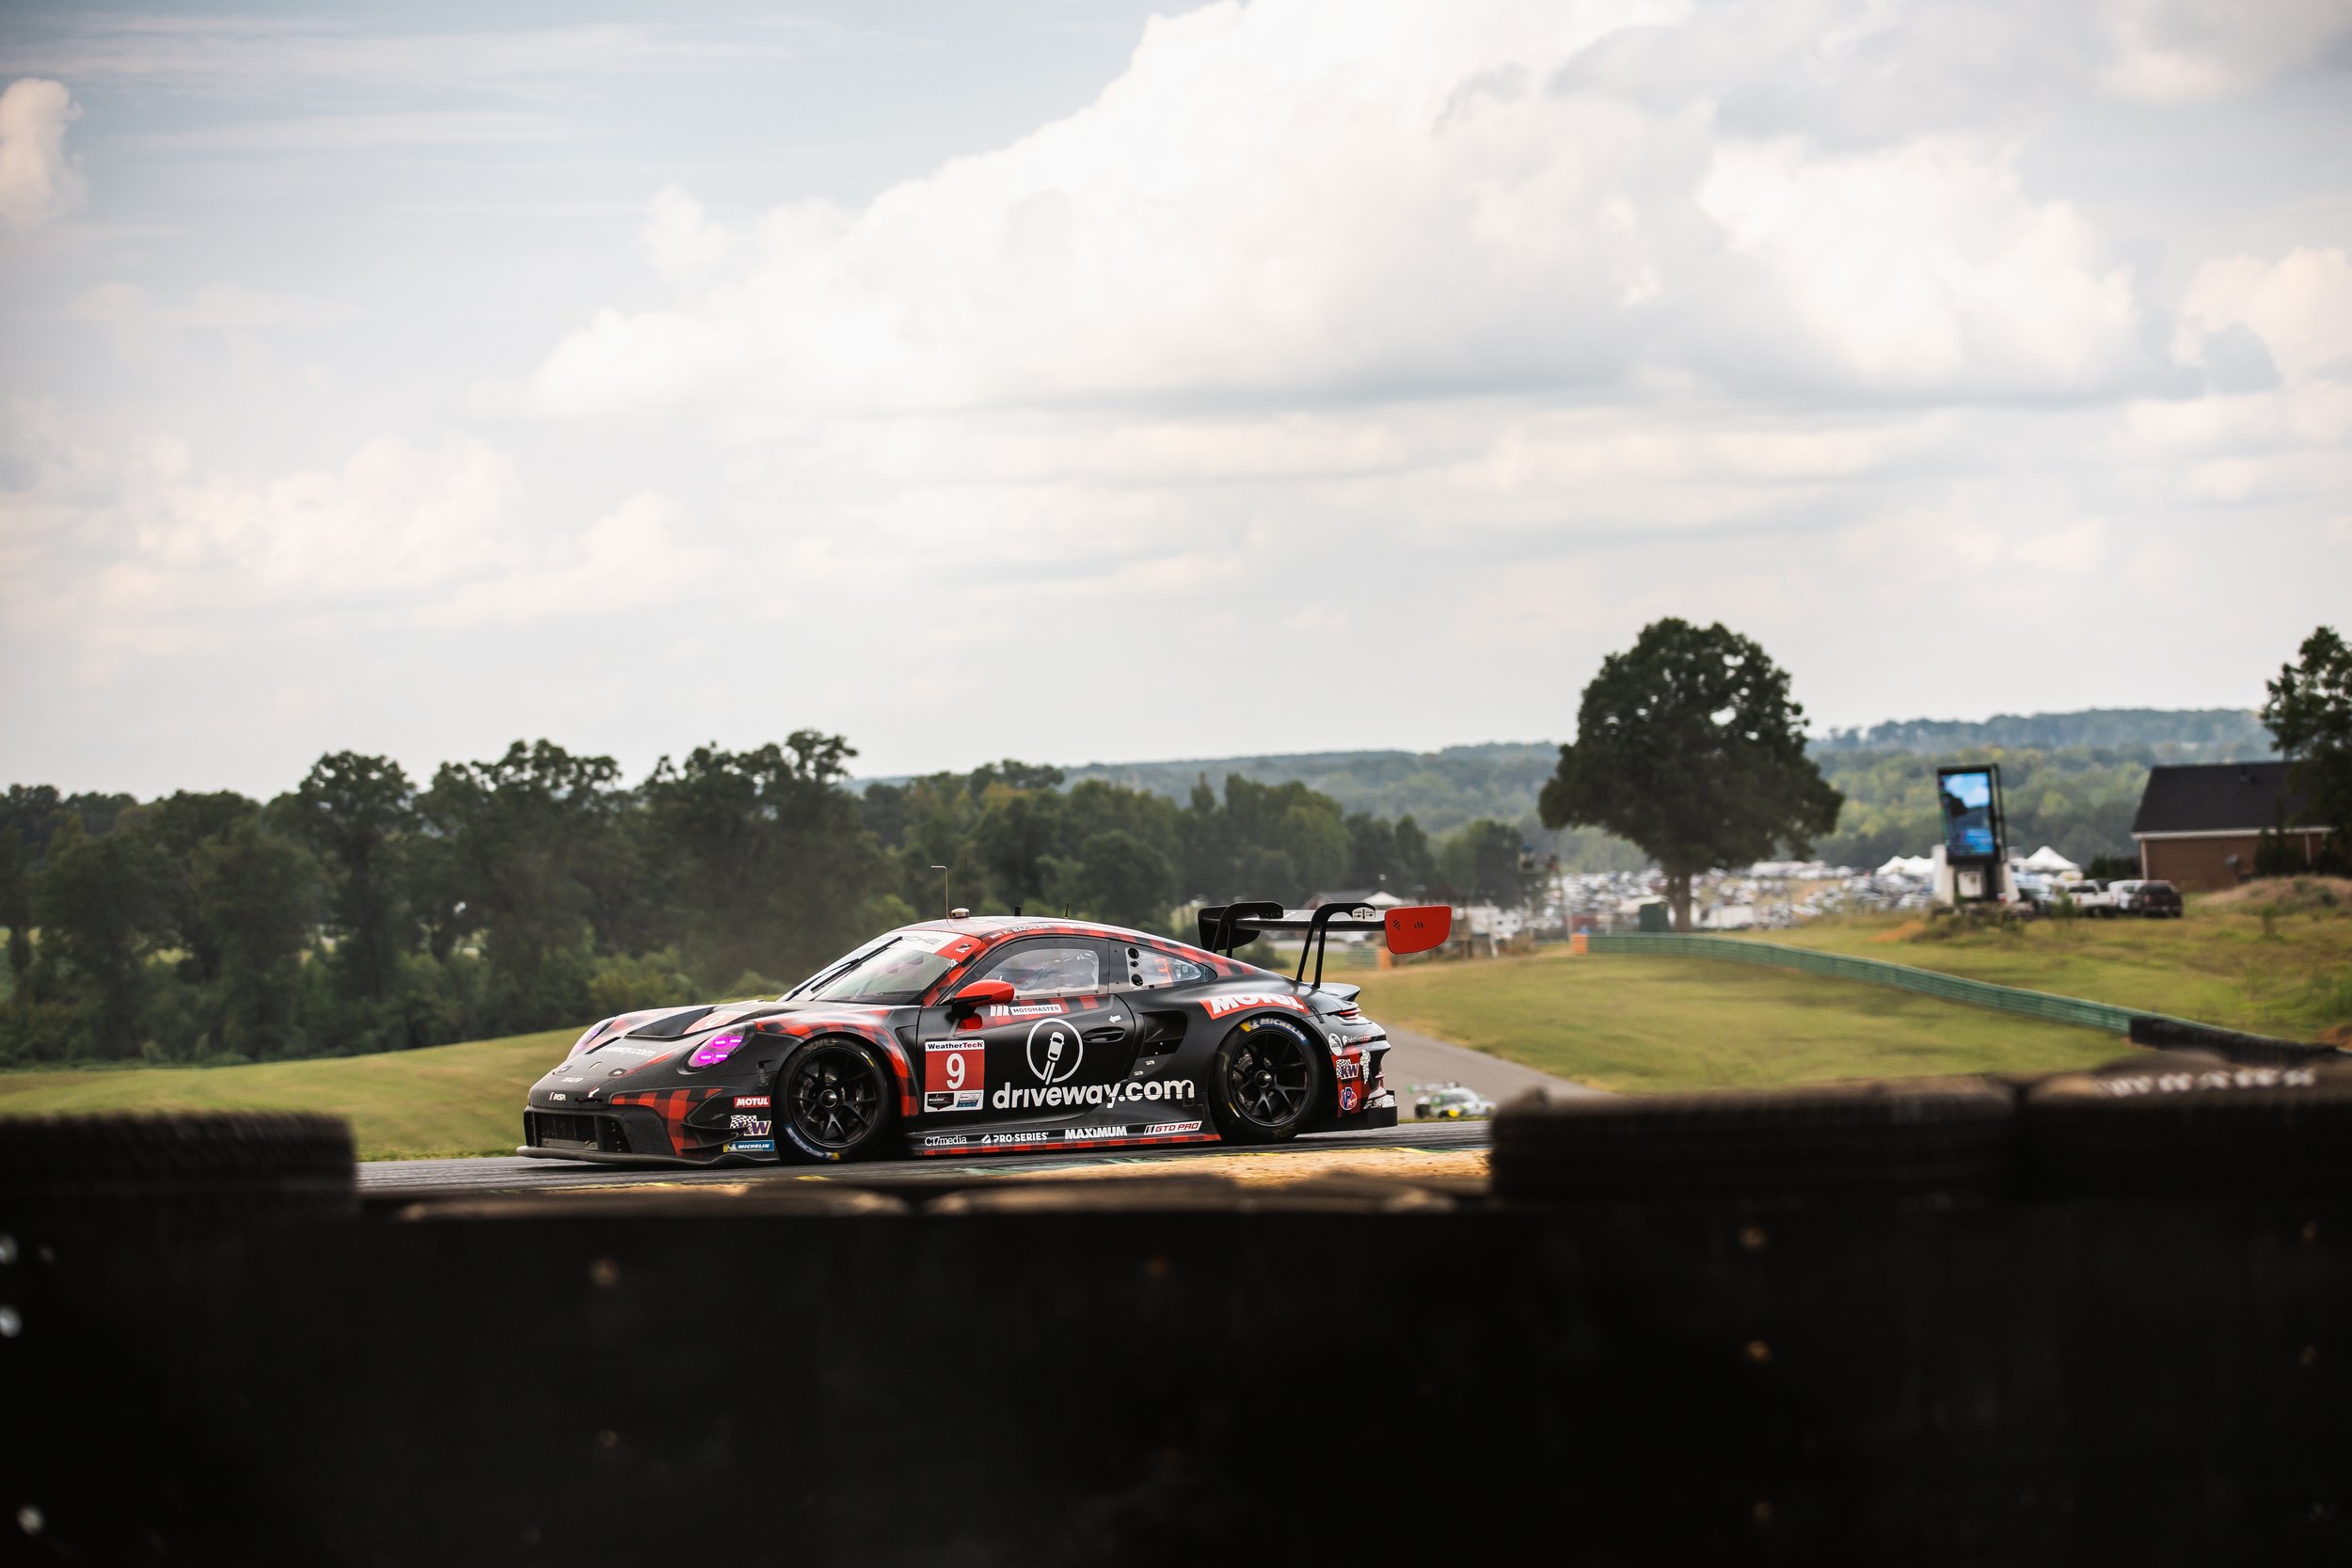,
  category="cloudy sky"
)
[2,0,2348,799]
